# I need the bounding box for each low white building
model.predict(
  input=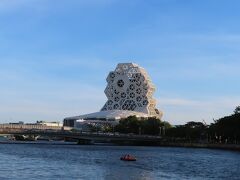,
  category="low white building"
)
[36,121,63,127]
